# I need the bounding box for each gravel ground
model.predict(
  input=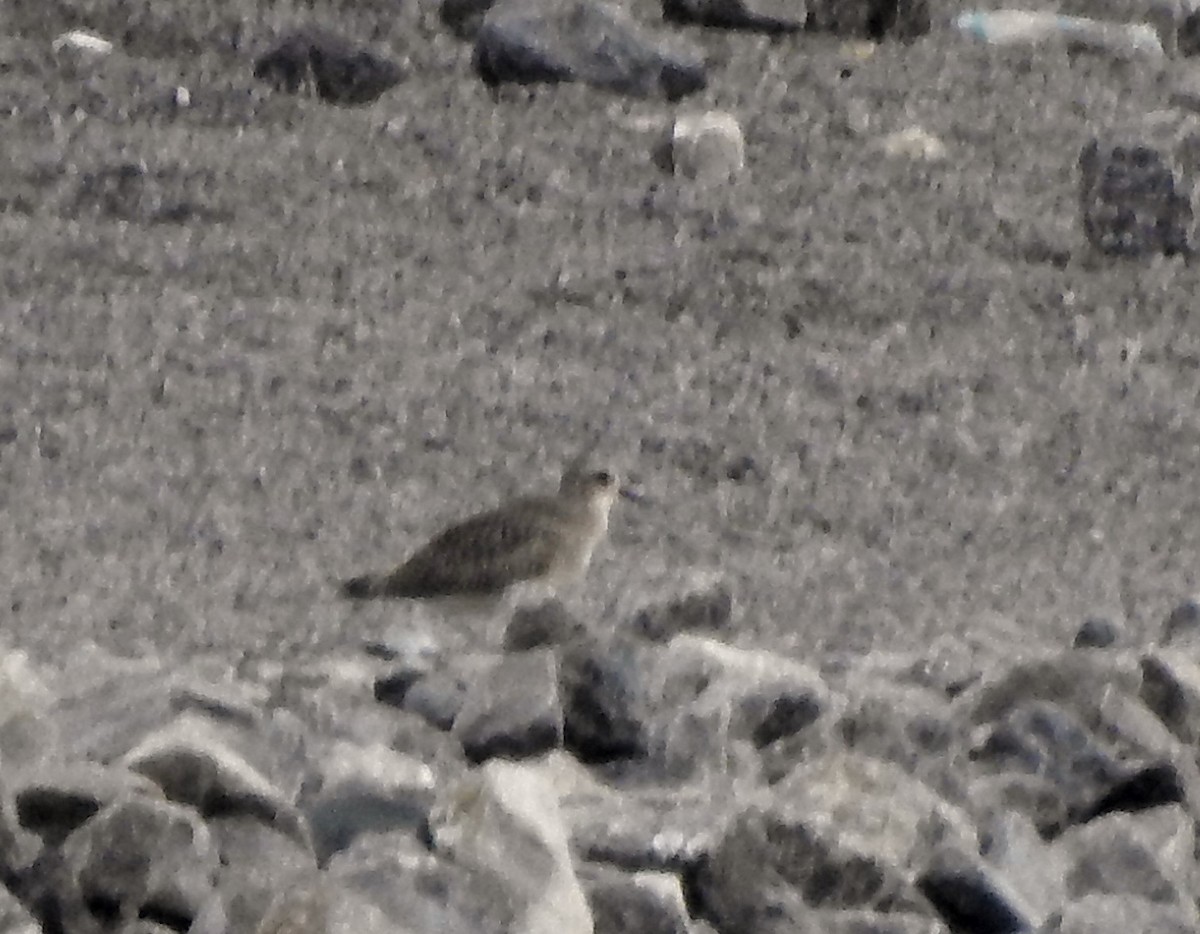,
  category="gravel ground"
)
[2,0,1199,669]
